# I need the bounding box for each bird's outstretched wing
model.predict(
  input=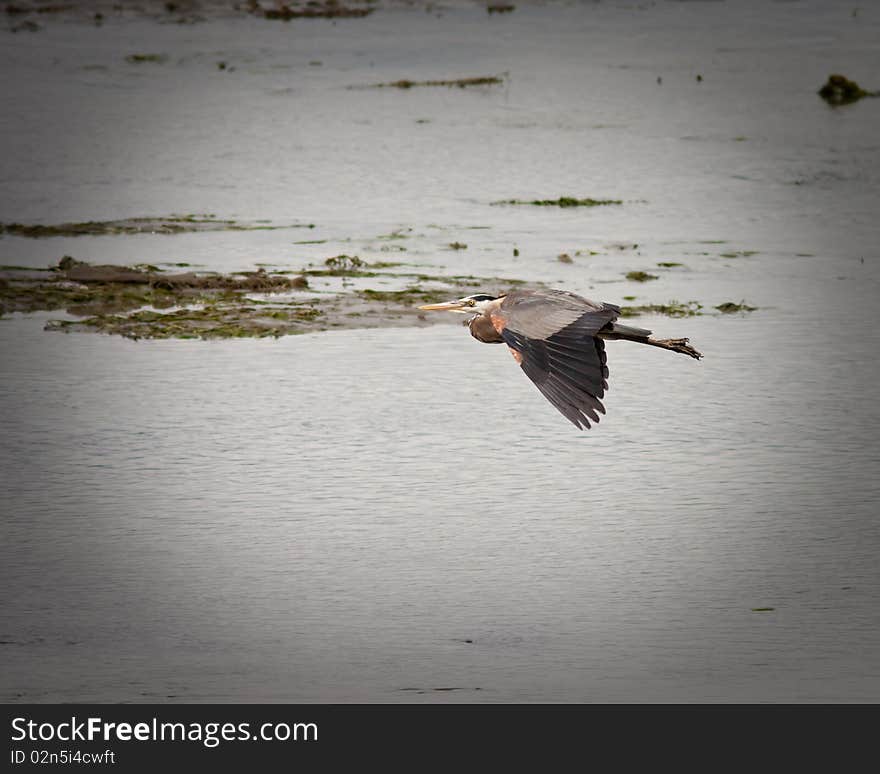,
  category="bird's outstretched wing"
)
[496,290,620,429]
